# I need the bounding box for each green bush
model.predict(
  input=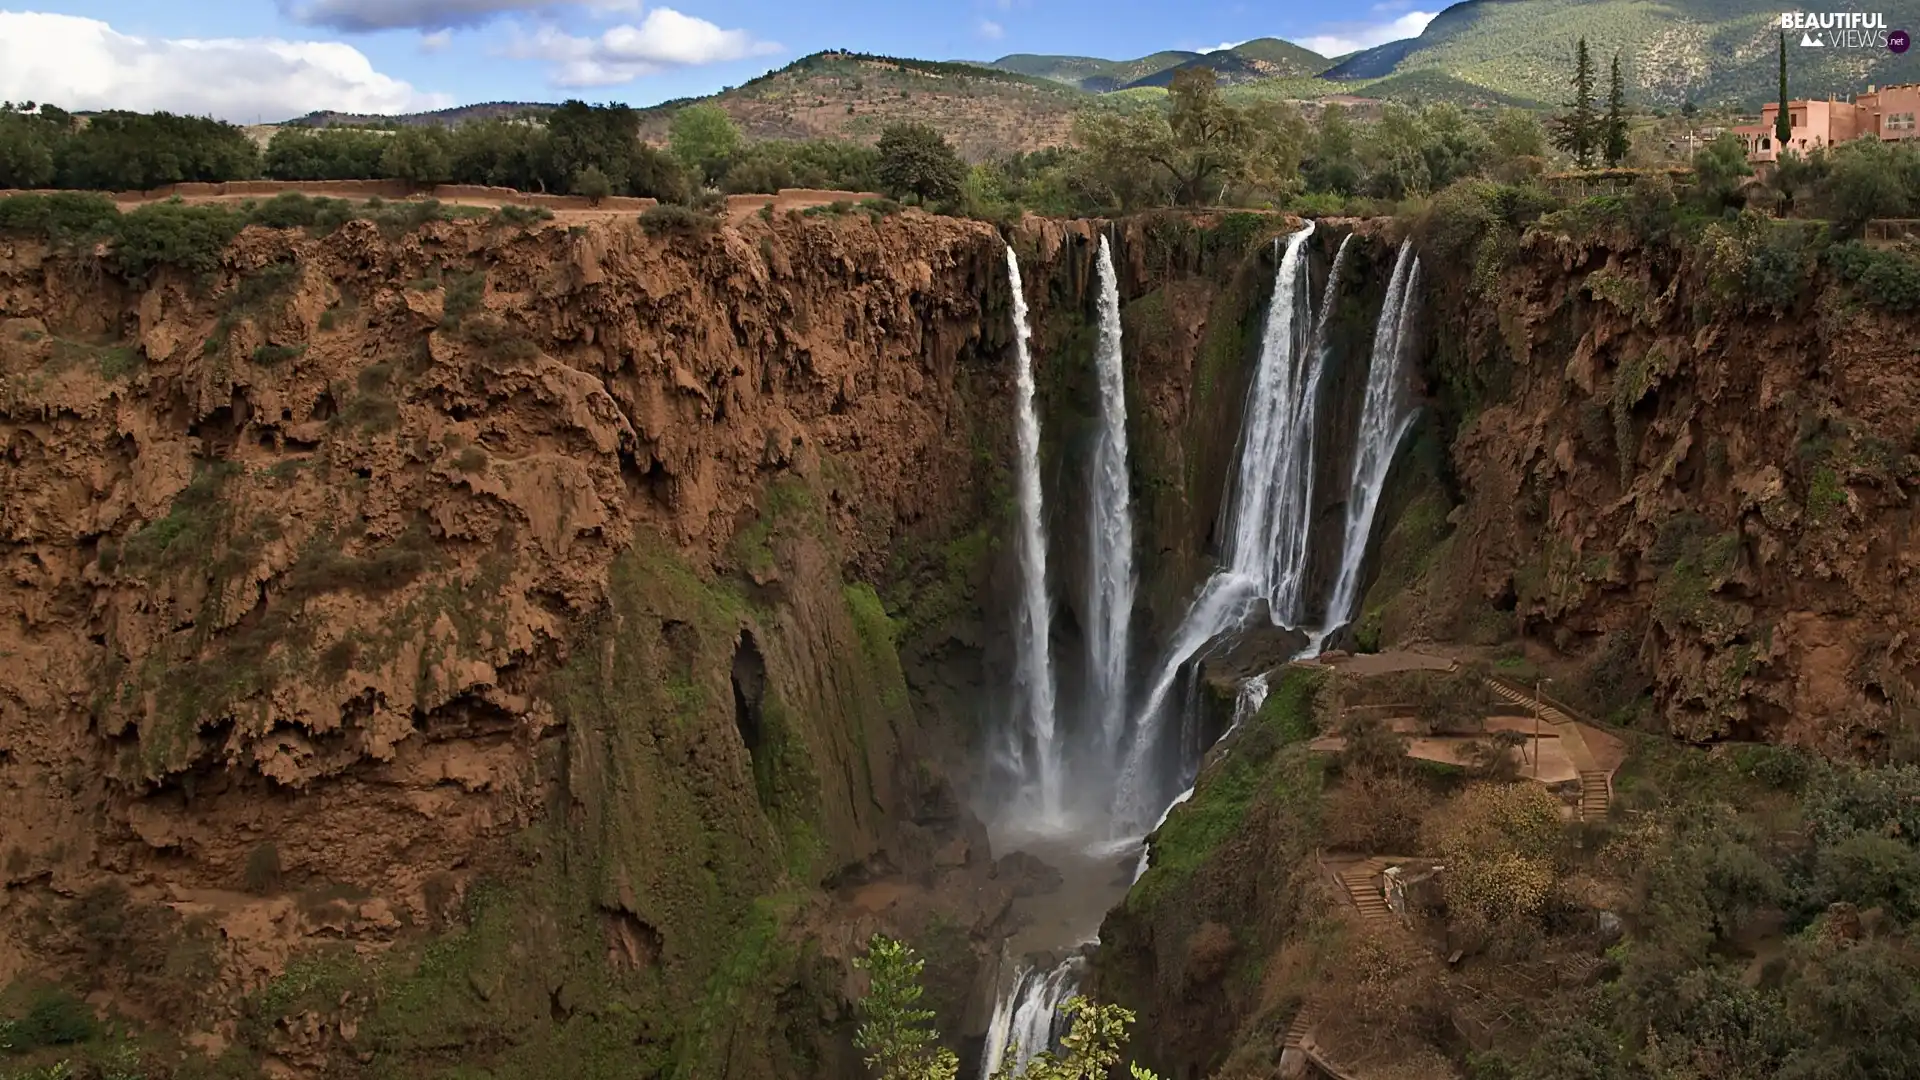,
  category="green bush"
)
[112,199,244,281]
[1828,241,1920,313]
[572,164,614,205]
[6,987,97,1049]
[639,202,716,237]
[0,191,120,243]
[251,343,307,366]
[245,191,325,229]
[491,204,553,227]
